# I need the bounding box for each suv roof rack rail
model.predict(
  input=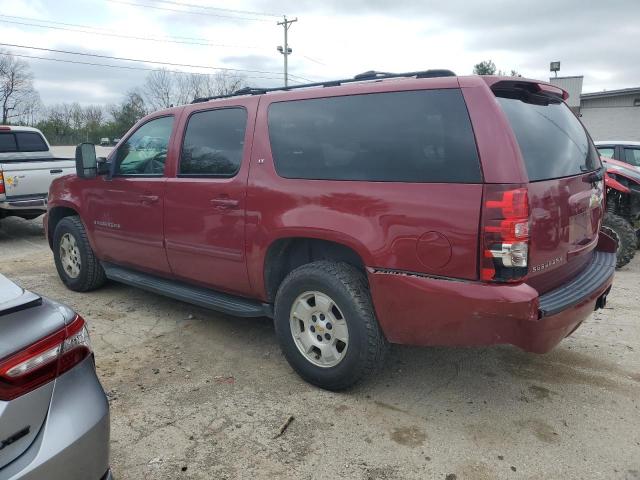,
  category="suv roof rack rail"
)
[191,68,456,104]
